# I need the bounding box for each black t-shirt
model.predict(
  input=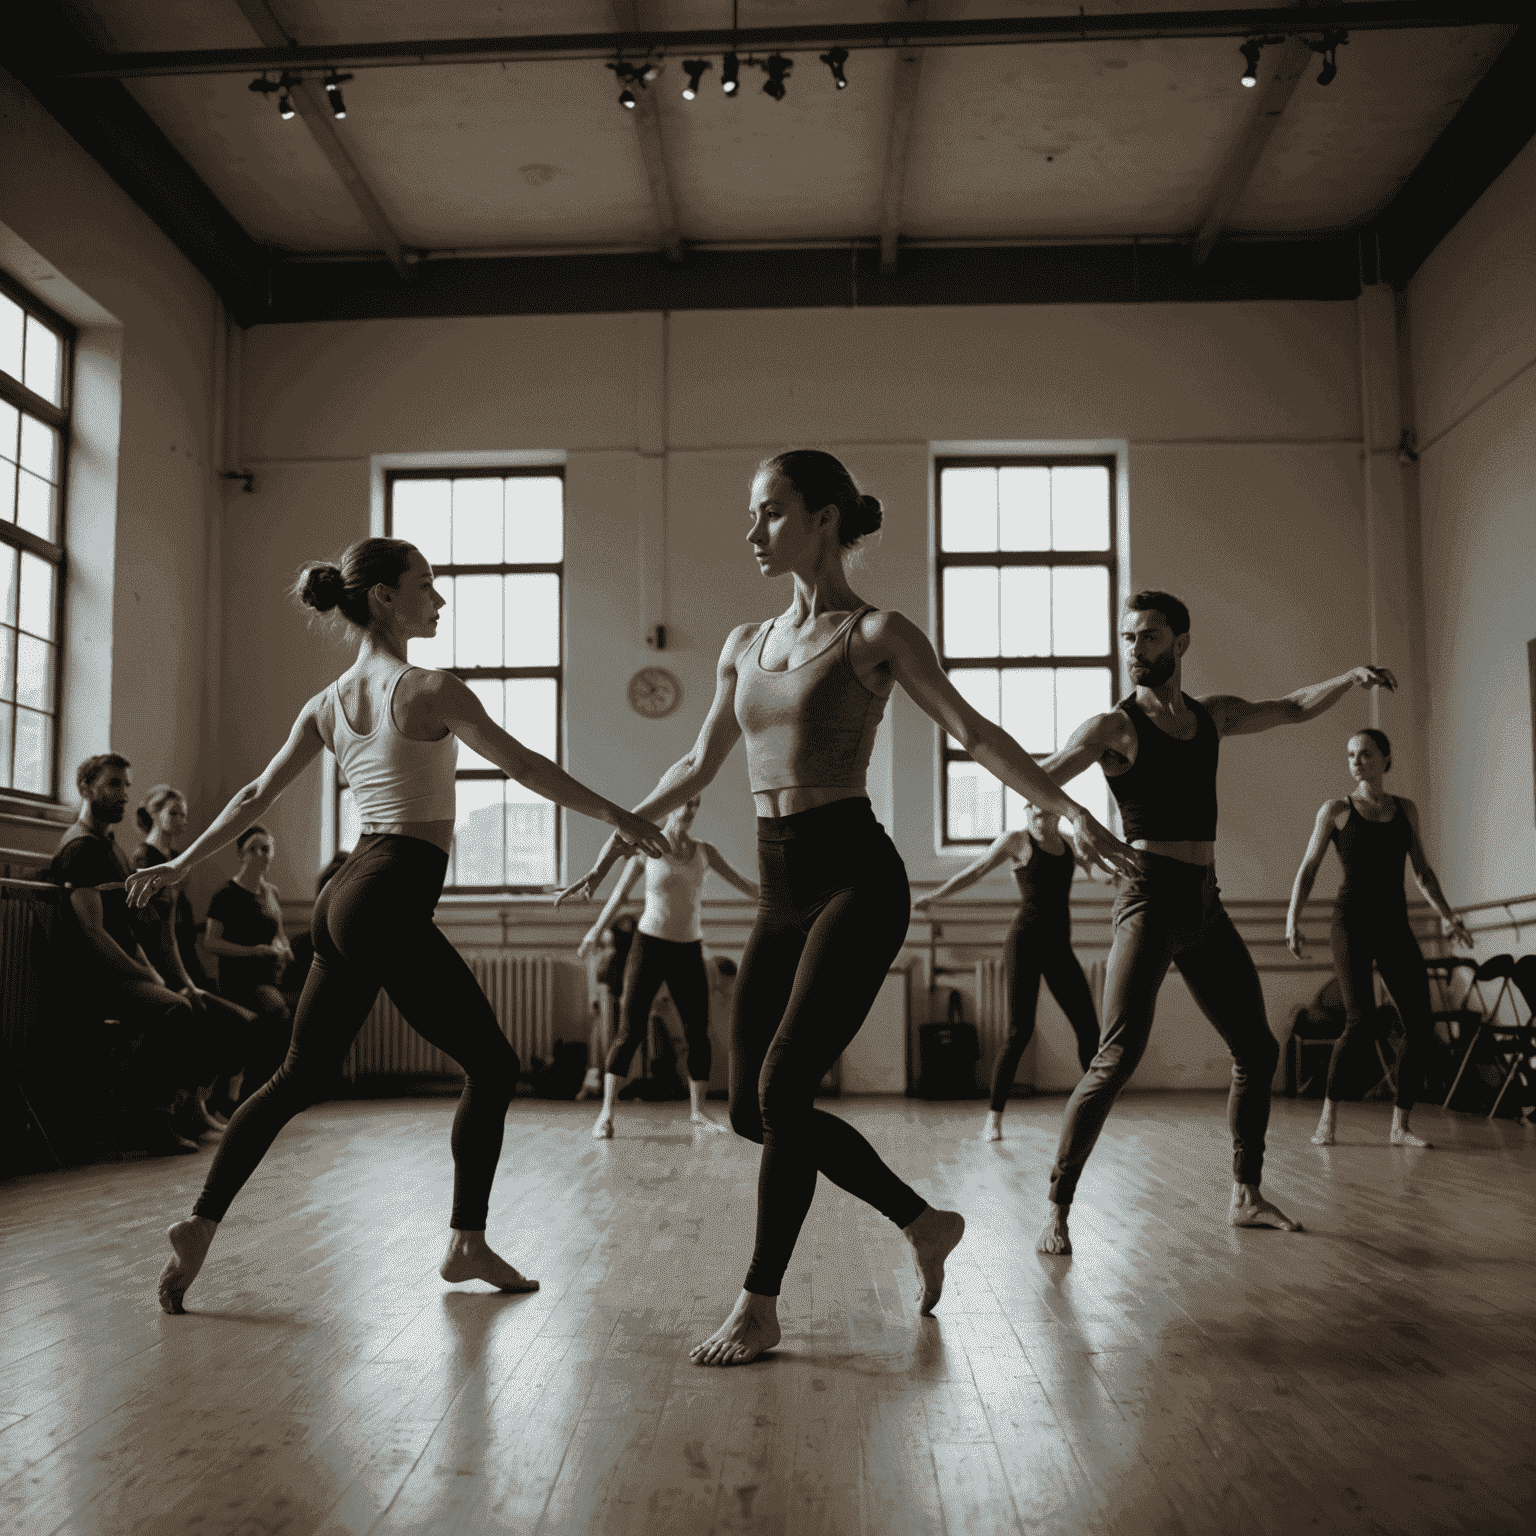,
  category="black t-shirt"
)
[132,843,212,989]
[49,826,151,971]
[208,878,283,999]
